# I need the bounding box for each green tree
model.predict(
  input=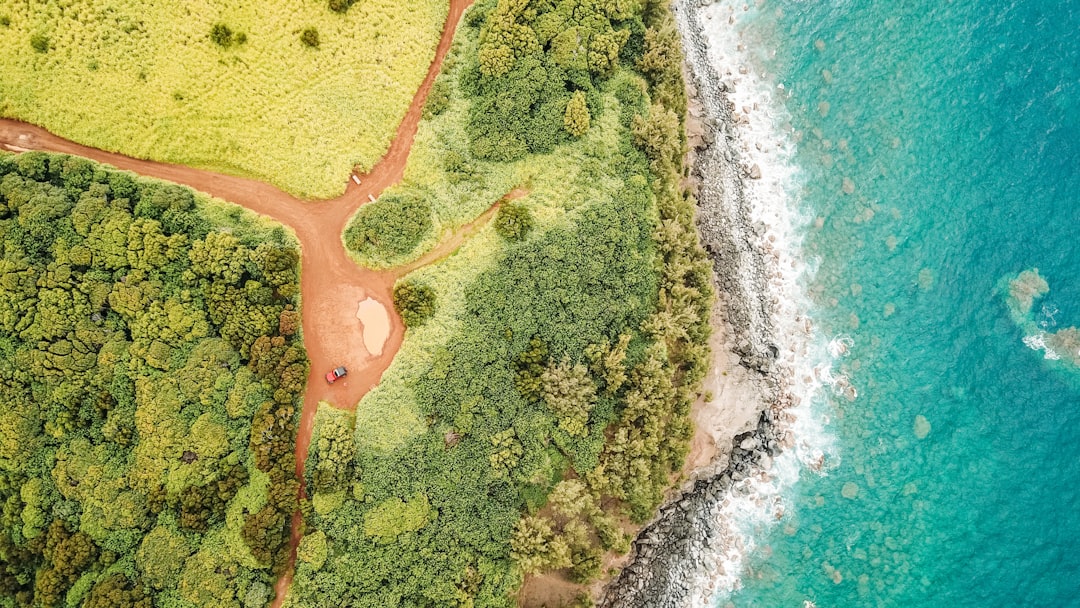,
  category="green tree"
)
[344,190,433,263]
[136,525,191,590]
[297,530,328,570]
[585,333,631,394]
[540,357,597,436]
[210,23,234,47]
[489,429,523,478]
[362,494,431,543]
[632,103,682,174]
[300,27,320,48]
[310,410,355,494]
[494,203,533,241]
[564,91,591,137]
[393,281,436,327]
[509,515,570,574]
[0,153,304,608]
[84,573,152,608]
[30,34,49,53]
